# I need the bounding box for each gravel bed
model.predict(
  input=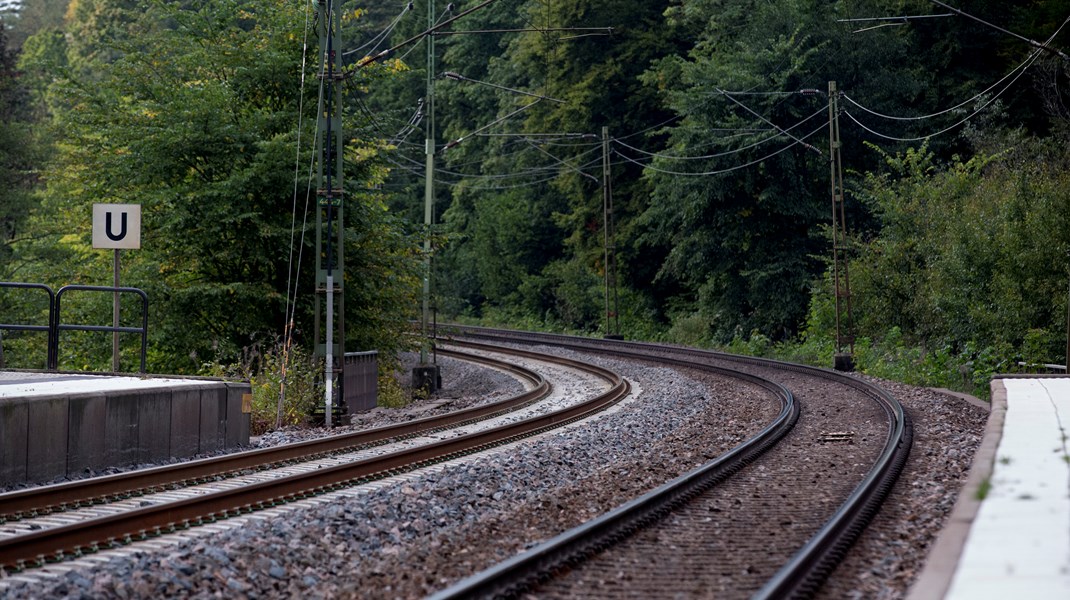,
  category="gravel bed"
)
[1,352,775,598]
[0,353,988,599]
[816,376,988,599]
[256,353,524,447]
